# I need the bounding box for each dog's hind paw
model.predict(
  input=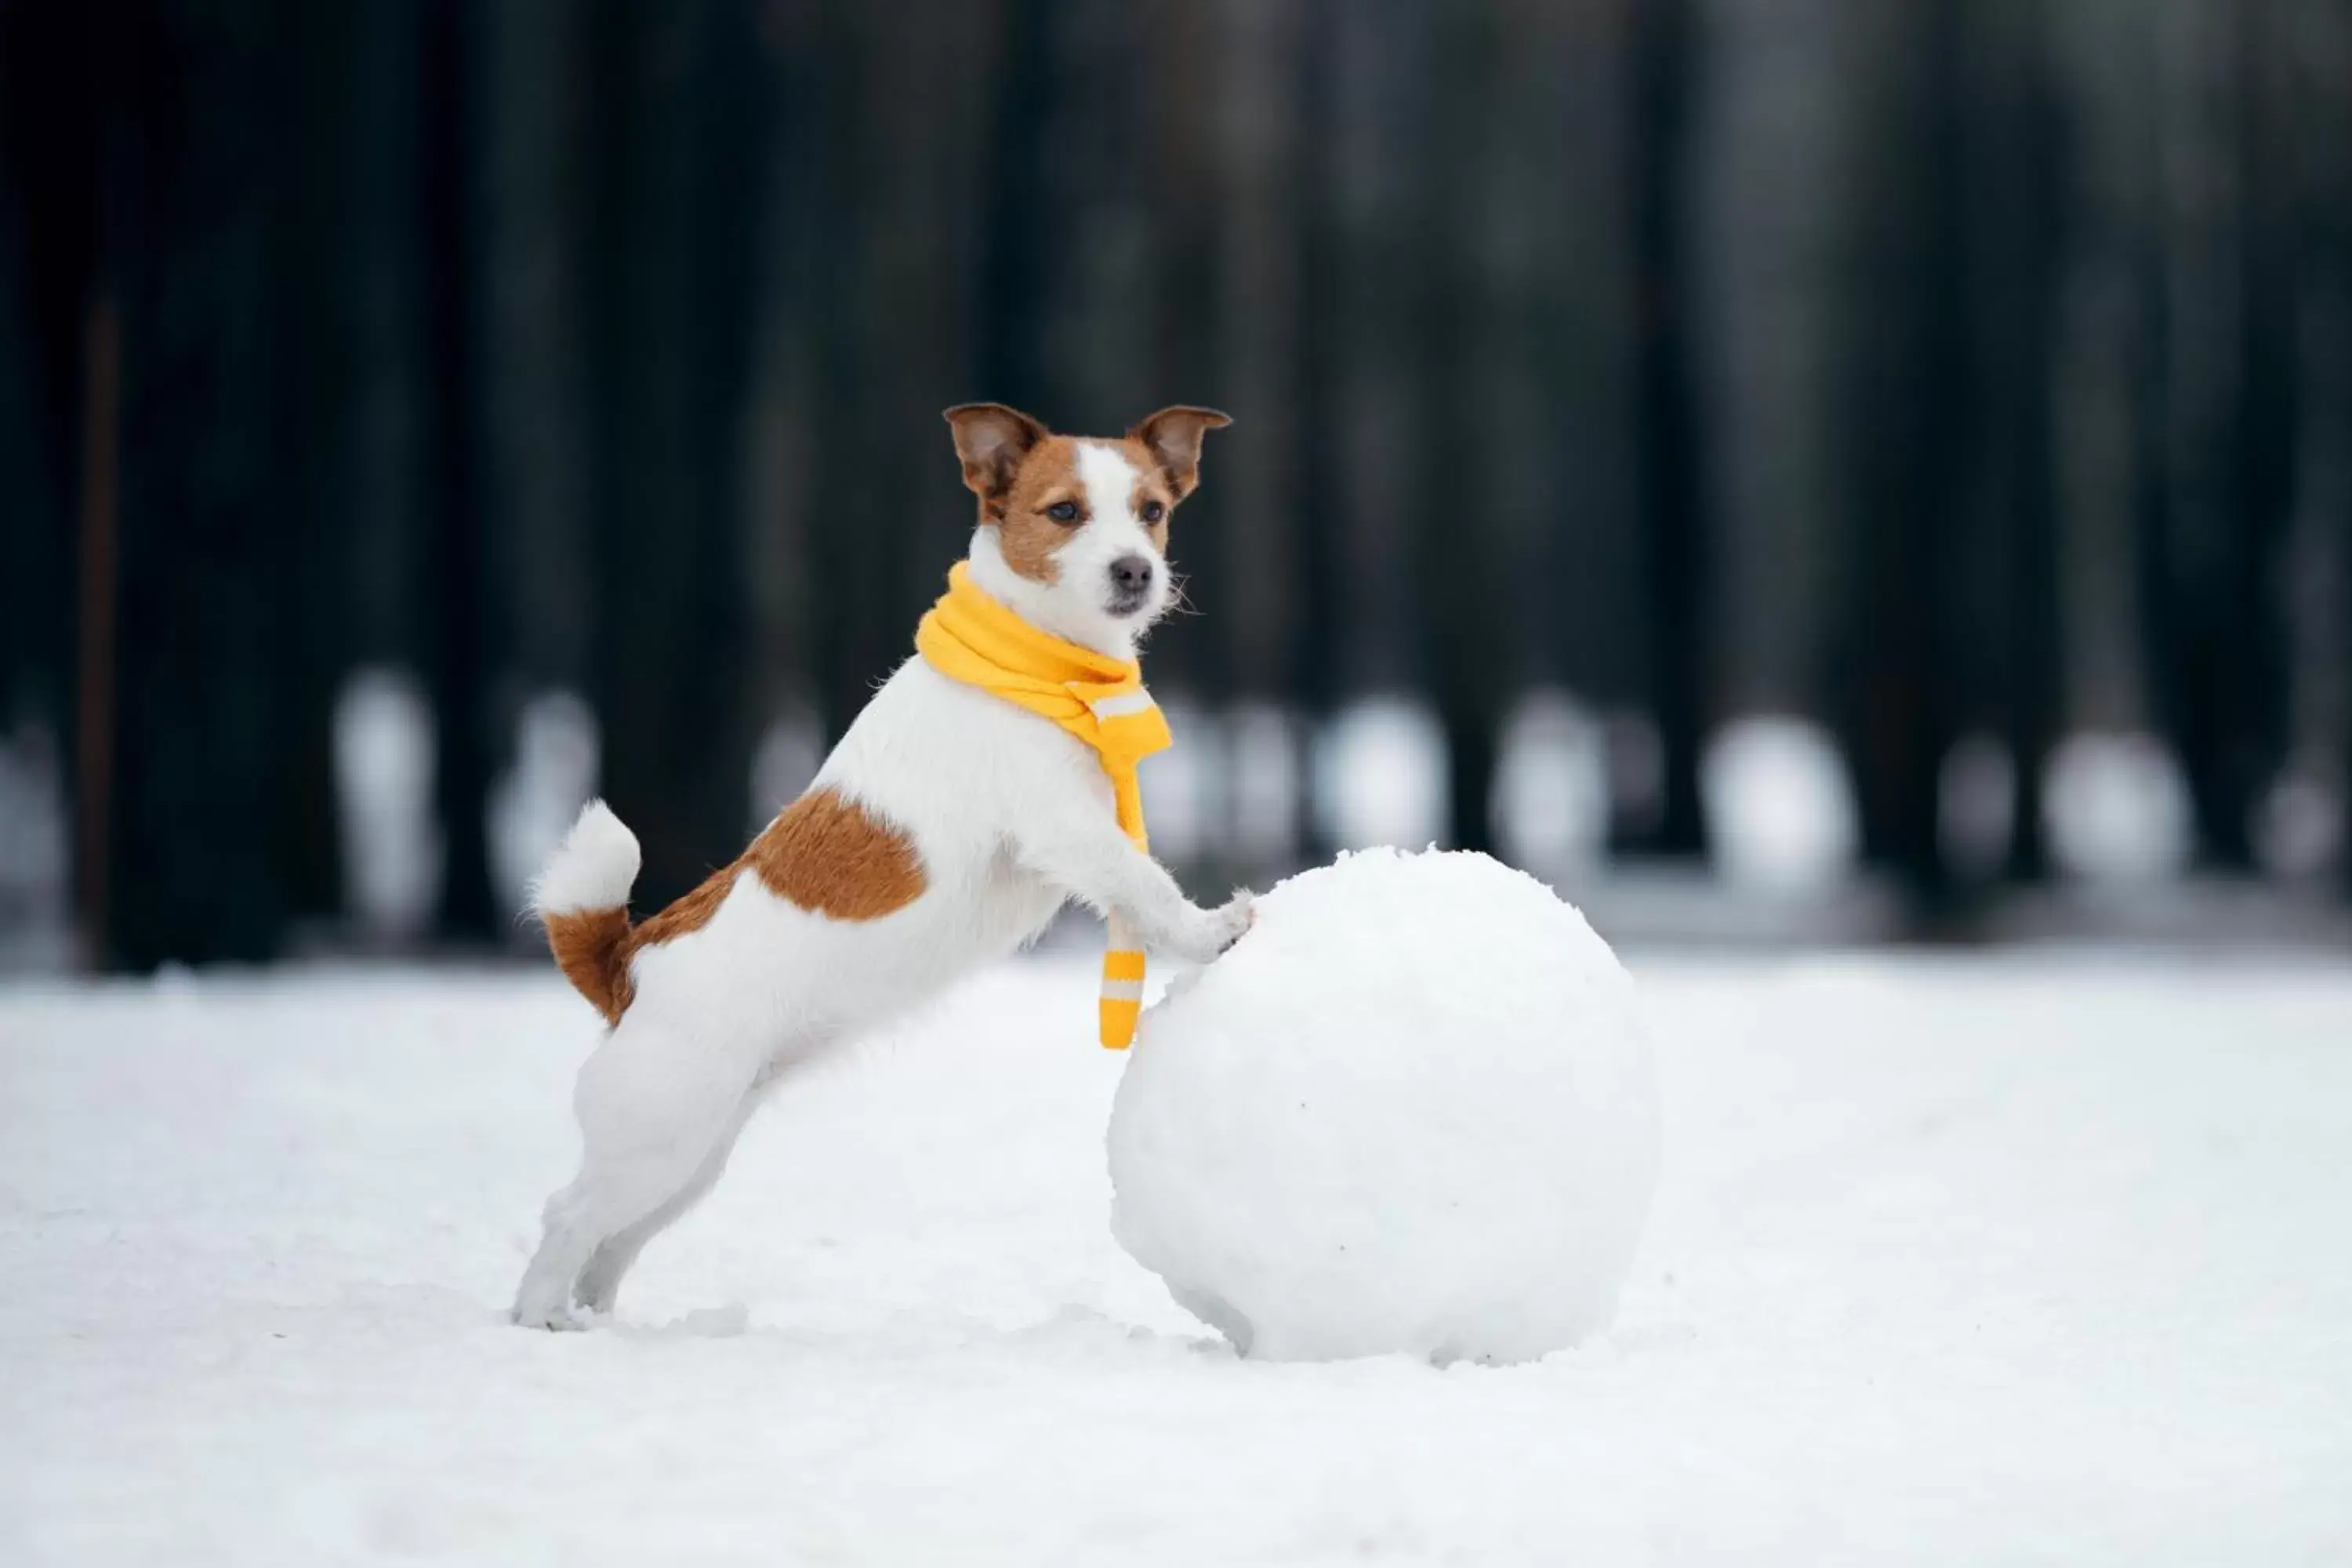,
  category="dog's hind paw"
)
[511,1301,593,1333]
